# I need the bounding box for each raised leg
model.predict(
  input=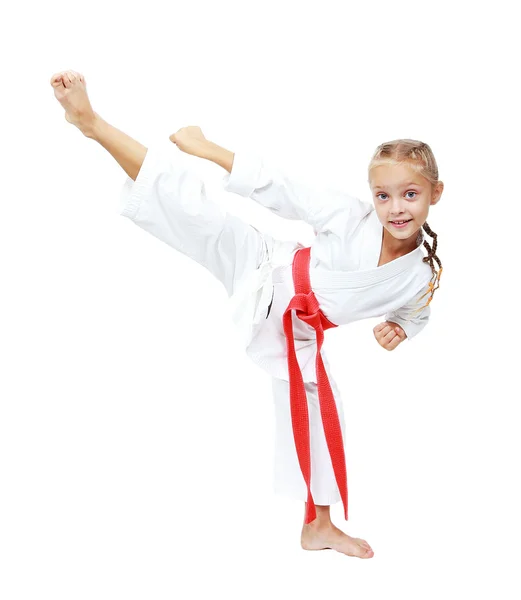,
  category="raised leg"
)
[51,70,278,305]
[87,118,147,182]
[50,69,146,181]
